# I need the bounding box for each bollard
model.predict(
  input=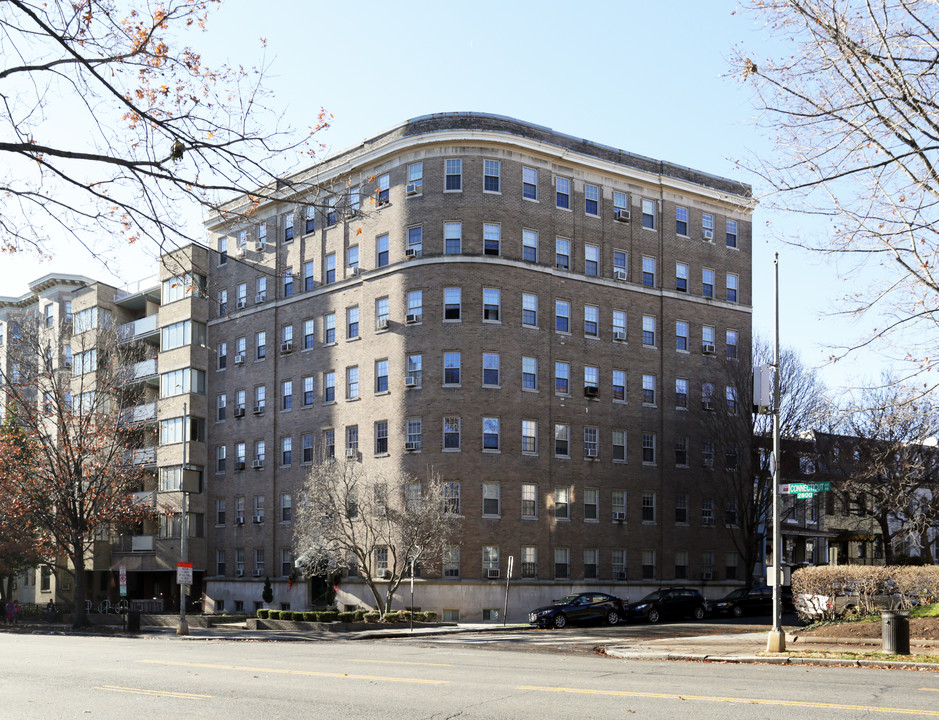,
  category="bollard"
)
[881,610,910,655]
